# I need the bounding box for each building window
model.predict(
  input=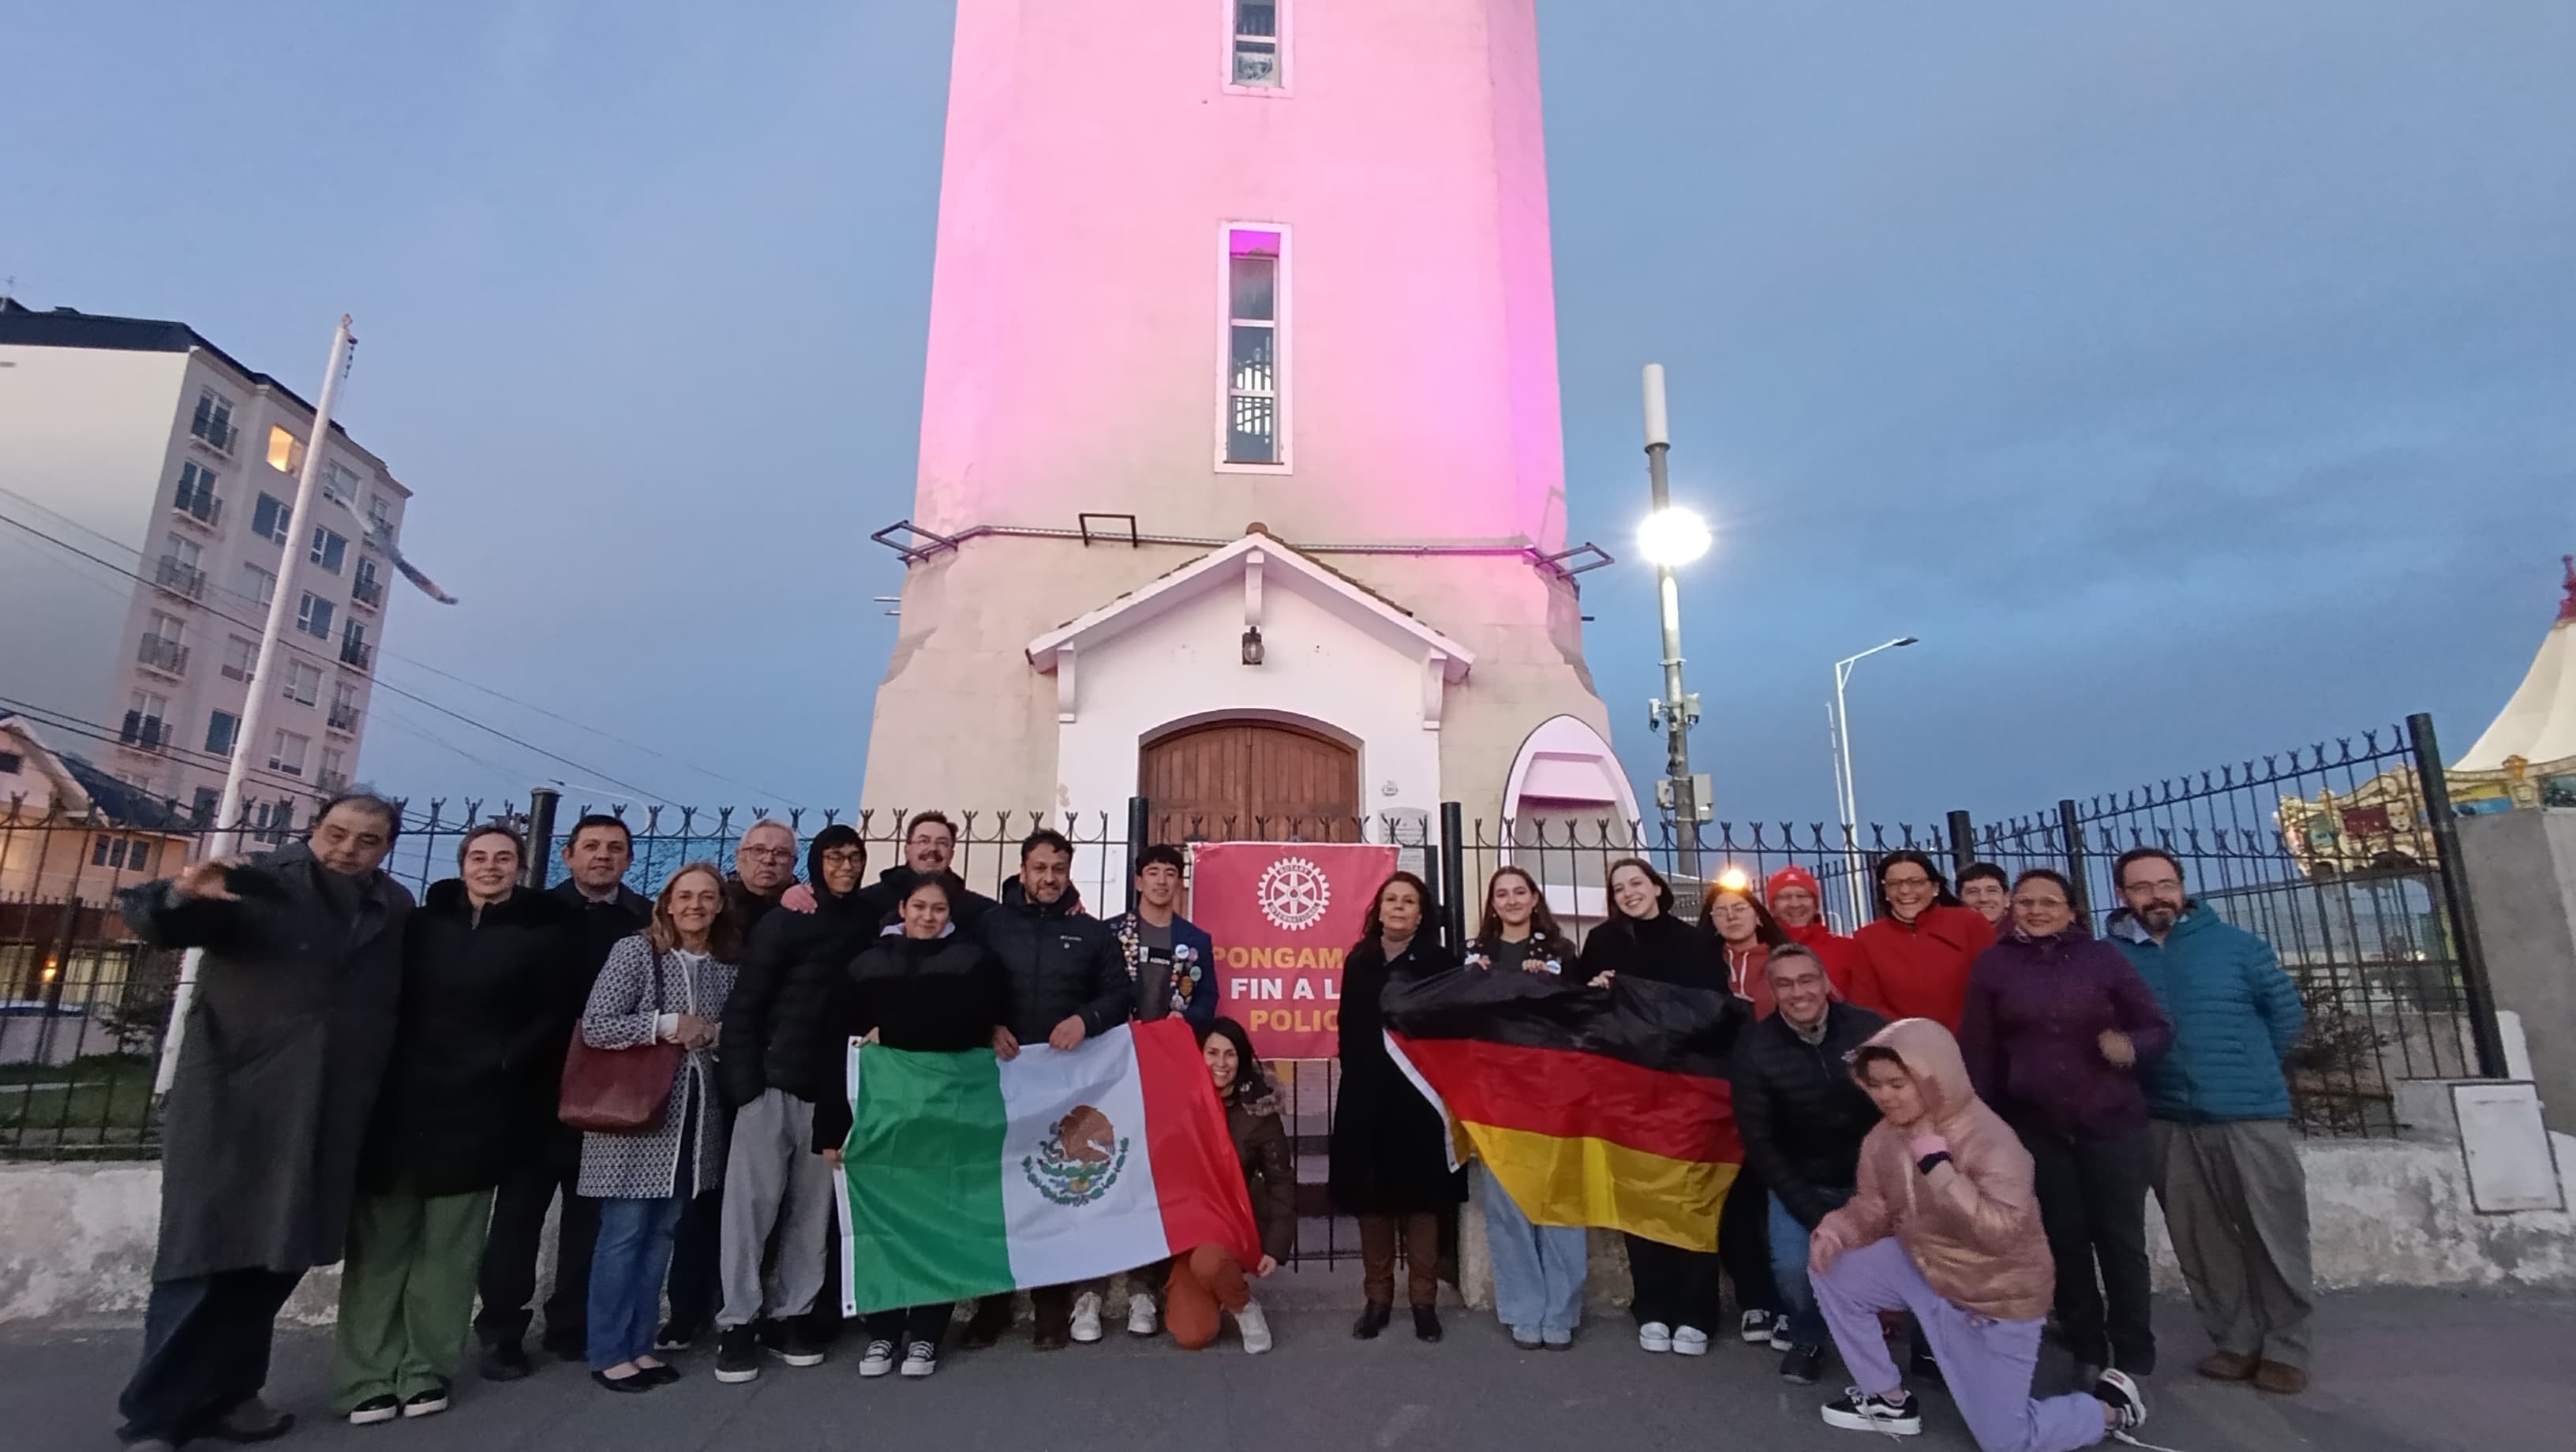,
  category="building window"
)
[0,750,24,776]
[174,461,223,522]
[367,492,394,535]
[1222,226,1286,466]
[283,660,321,706]
[319,746,346,789]
[123,690,170,749]
[190,390,236,451]
[309,527,347,574]
[164,533,202,571]
[268,729,310,777]
[322,459,361,505]
[266,425,306,476]
[221,634,256,681]
[351,556,382,607]
[252,492,293,544]
[252,799,296,844]
[92,836,155,873]
[242,563,277,608]
[190,785,219,825]
[298,593,335,640]
[1230,1,1283,88]
[206,709,240,755]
